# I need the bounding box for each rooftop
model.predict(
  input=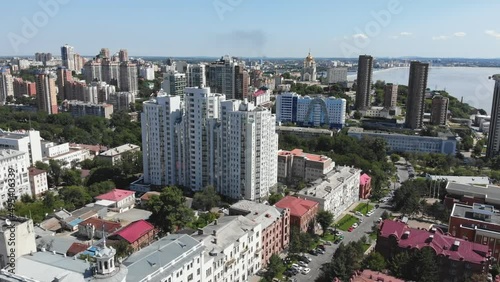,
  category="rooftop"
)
[191,215,260,257]
[278,148,331,163]
[78,217,122,234]
[139,191,161,201]
[28,167,46,176]
[276,126,333,134]
[123,234,202,282]
[112,220,155,244]
[0,129,33,140]
[360,173,371,185]
[297,166,361,199]
[451,203,500,226]
[275,196,318,217]
[446,182,500,205]
[0,149,25,161]
[95,189,135,202]
[99,144,140,157]
[351,269,404,282]
[229,200,286,230]
[429,175,490,185]
[380,220,490,264]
